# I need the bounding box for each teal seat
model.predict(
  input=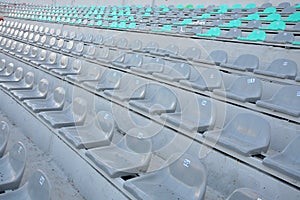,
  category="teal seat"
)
[95,20,102,26]
[197,27,221,37]
[174,19,193,25]
[238,30,266,41]
[284,12,300,22]
[186,4,194,10]
[196,5,204,9]
[260,21,286,30]
[177,4,184,10]
[264,13,281,21]
[240,13,260,20]
[118,22,127,29]
[212,4,228,14]
[219,19,241,28]
[231,4,242,9]
[292,41,300,45]
[109,21,118,28]
[259,7,276,14]
[152,25,172,32]
[128,23,136,29]
[295,4,300,8]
